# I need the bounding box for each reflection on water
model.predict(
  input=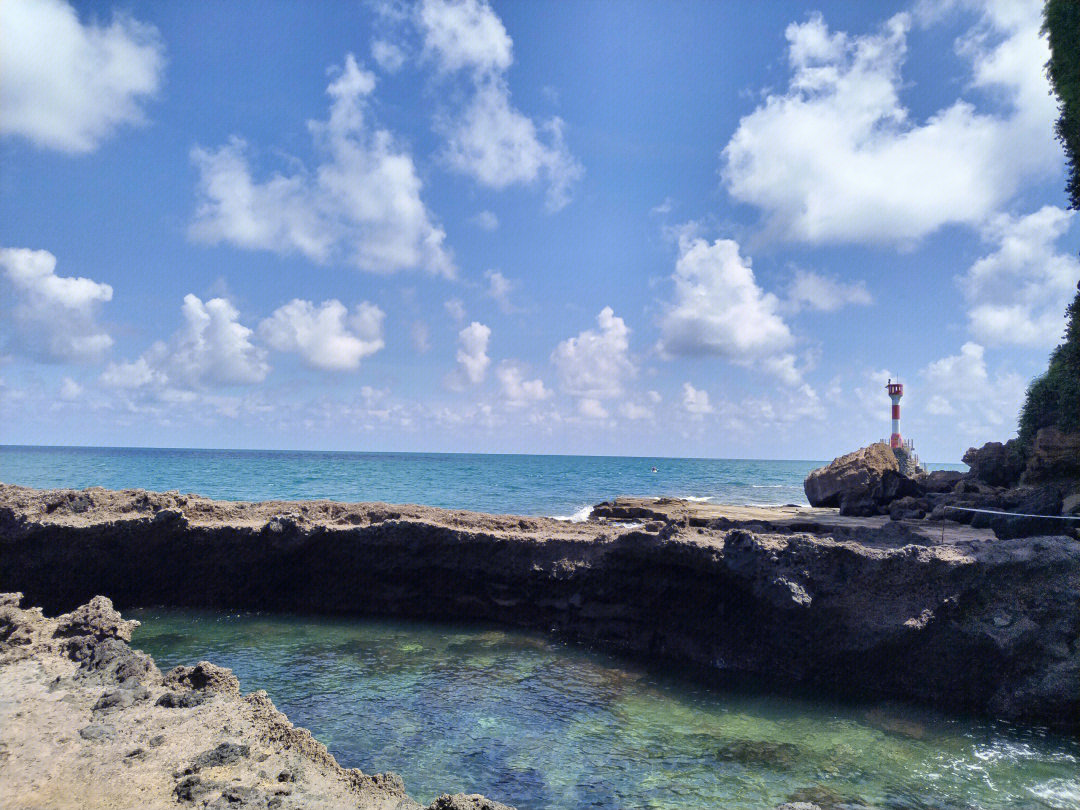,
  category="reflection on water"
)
[131,610,1079,810]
